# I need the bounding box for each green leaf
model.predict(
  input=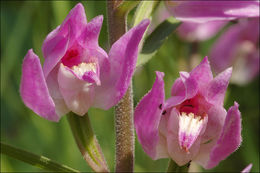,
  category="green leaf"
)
[137,17,181,67]
[117,1,140,15]
[1,142,80,172]
[67,112,109,172]
[132,1,159,27]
